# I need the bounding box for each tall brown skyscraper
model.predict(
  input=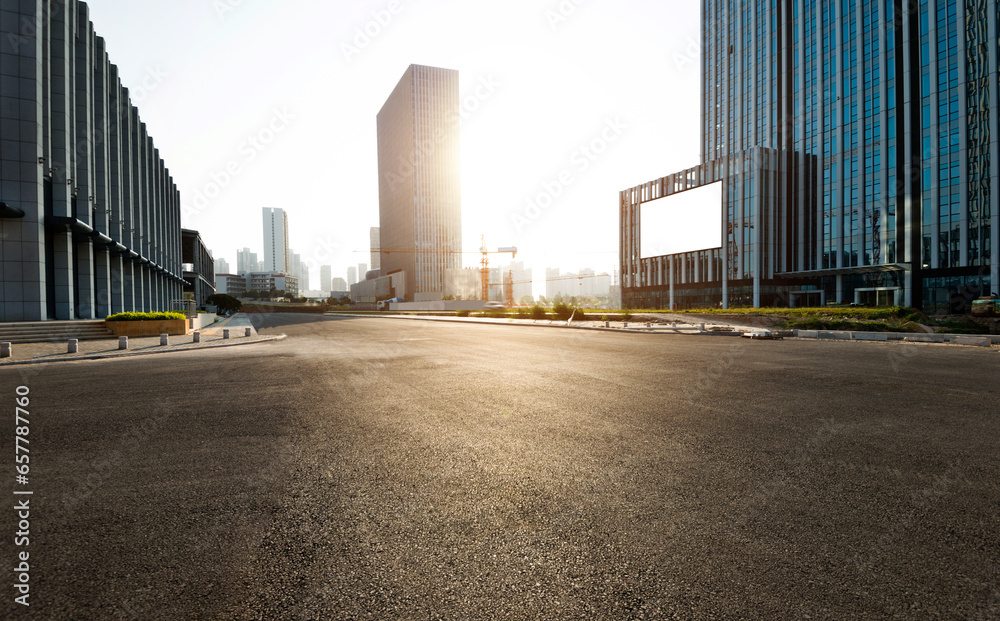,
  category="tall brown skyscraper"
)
[376,65,462,301]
